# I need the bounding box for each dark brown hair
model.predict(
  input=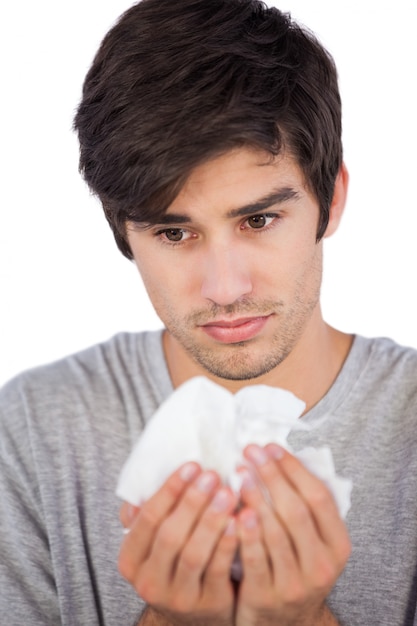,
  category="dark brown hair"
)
[74,0,342,259]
